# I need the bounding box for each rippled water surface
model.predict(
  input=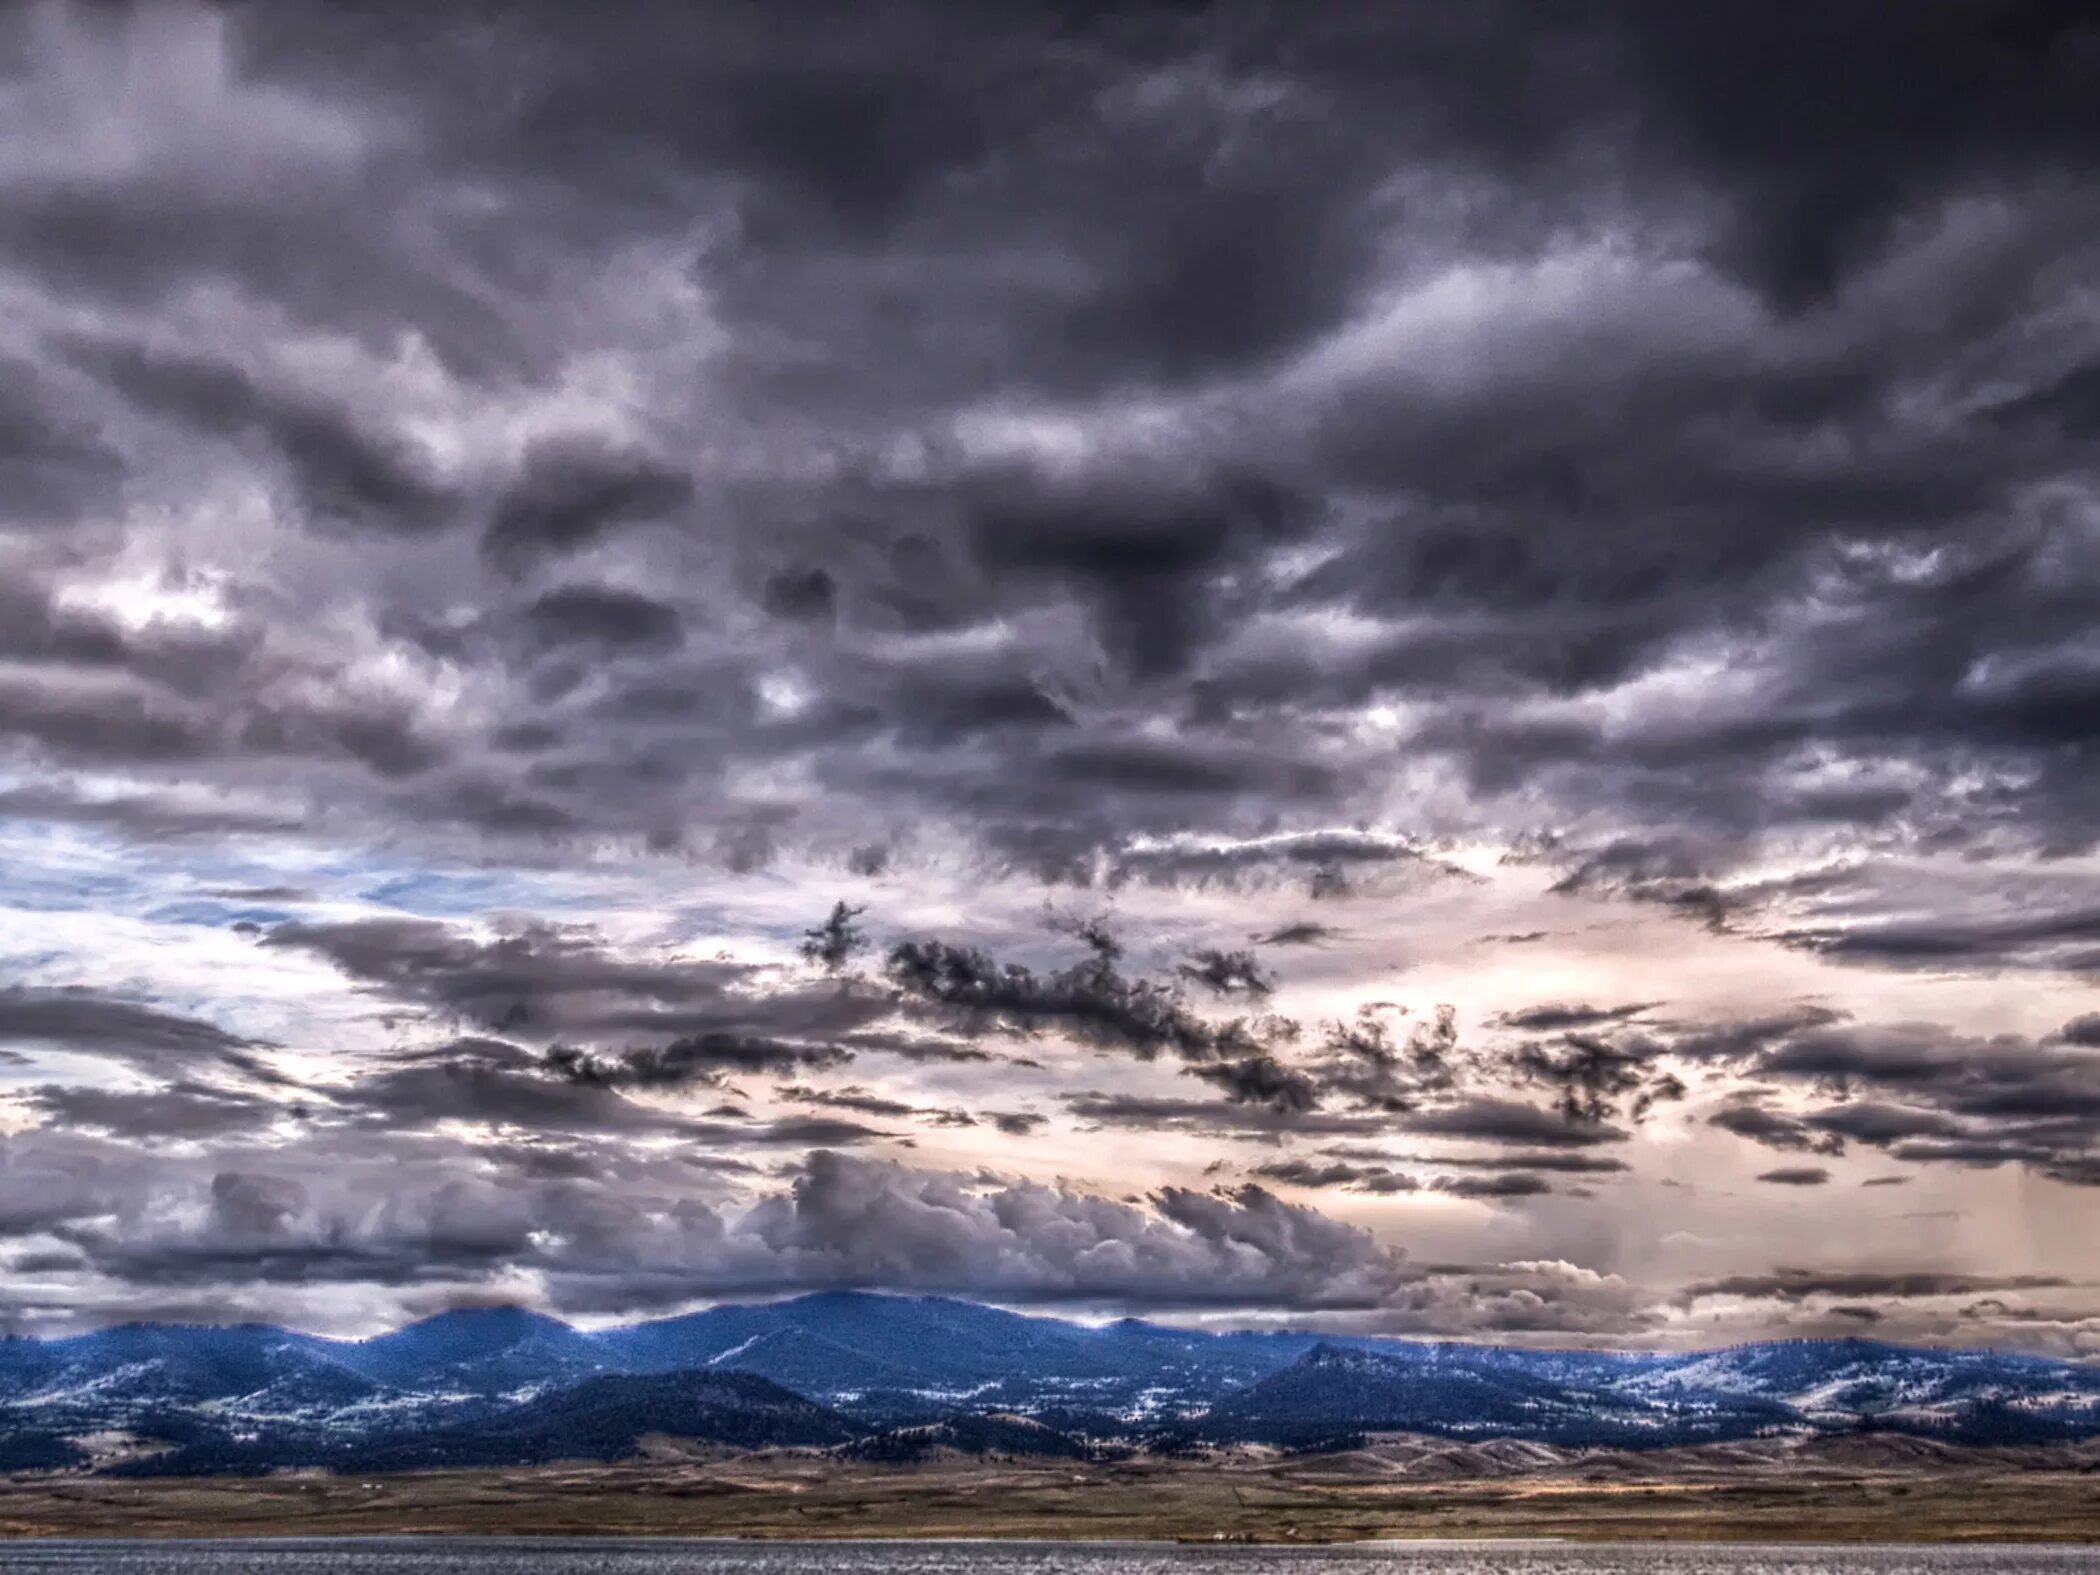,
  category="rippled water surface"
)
[1,1542,2096,1574]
